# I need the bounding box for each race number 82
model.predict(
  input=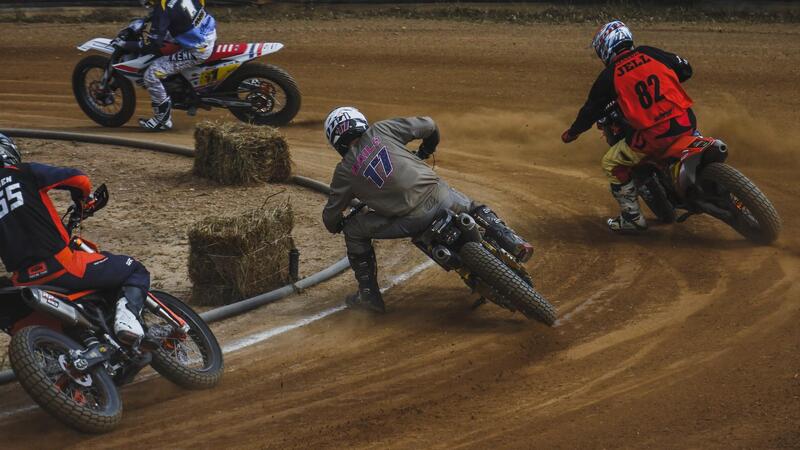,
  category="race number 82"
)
[0,183,24,220]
